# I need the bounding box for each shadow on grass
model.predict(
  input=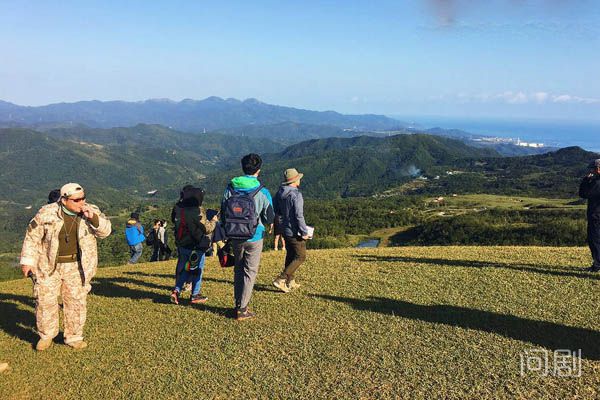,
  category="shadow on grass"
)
[201,277,280,293]
[91,277,171,304]
[192,304,236,318]
[123,271,172,279]
[354,255,599,280]
[314,294,600,361]
[0,293,37,344]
